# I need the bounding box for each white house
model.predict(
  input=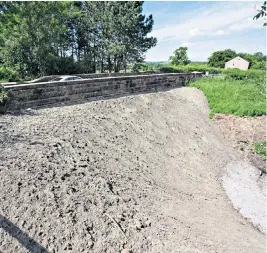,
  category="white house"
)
[225,56,249,71]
